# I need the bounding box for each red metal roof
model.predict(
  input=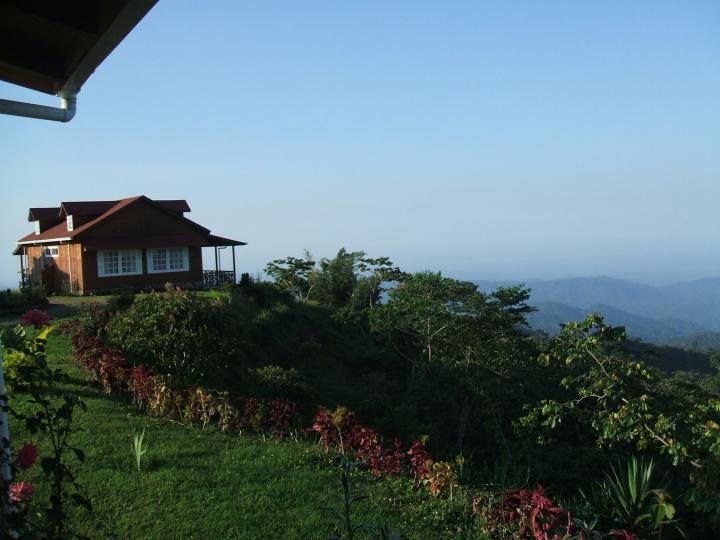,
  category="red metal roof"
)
[15,196,244,249]
[206,234,248,247]
[16,221,72,243]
